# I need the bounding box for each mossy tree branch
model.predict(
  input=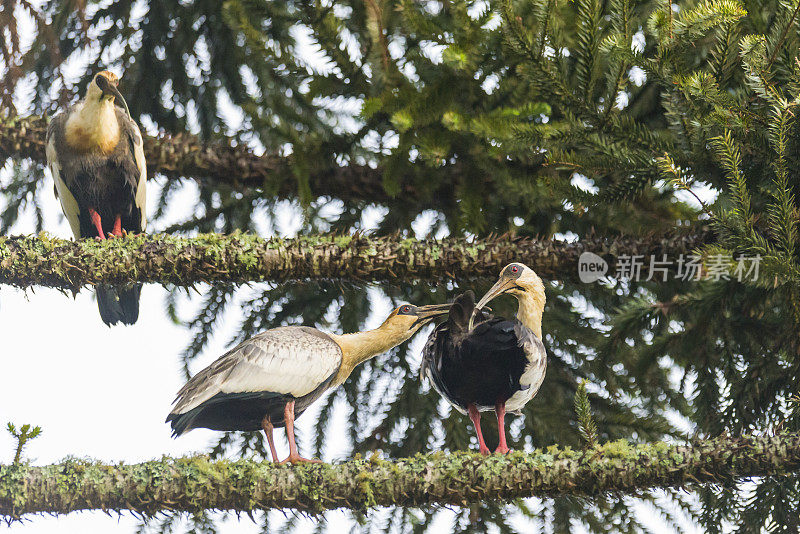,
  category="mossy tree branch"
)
[2,433,799,518]
[0,115,468,206]
[0,232,711,289]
